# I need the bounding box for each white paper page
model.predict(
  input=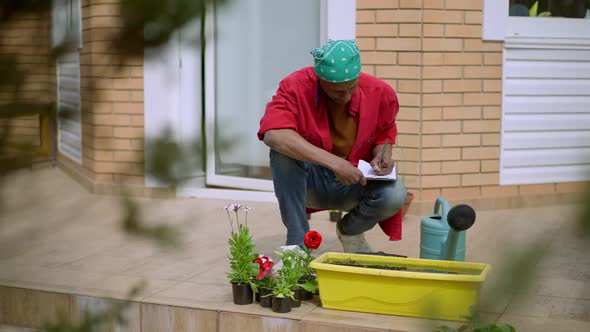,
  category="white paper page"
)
[357,160,396,181]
